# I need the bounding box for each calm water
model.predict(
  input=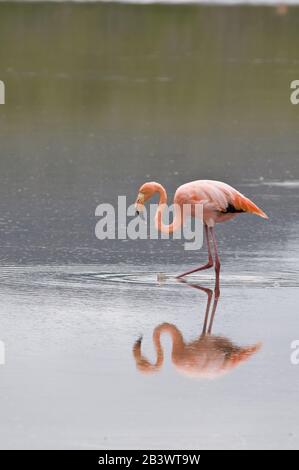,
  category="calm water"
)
[0,3,299,449]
